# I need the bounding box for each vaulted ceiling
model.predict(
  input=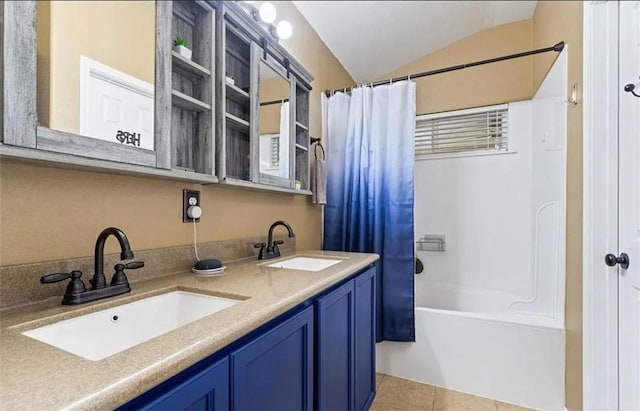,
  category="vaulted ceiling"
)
[292,1,537,83]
